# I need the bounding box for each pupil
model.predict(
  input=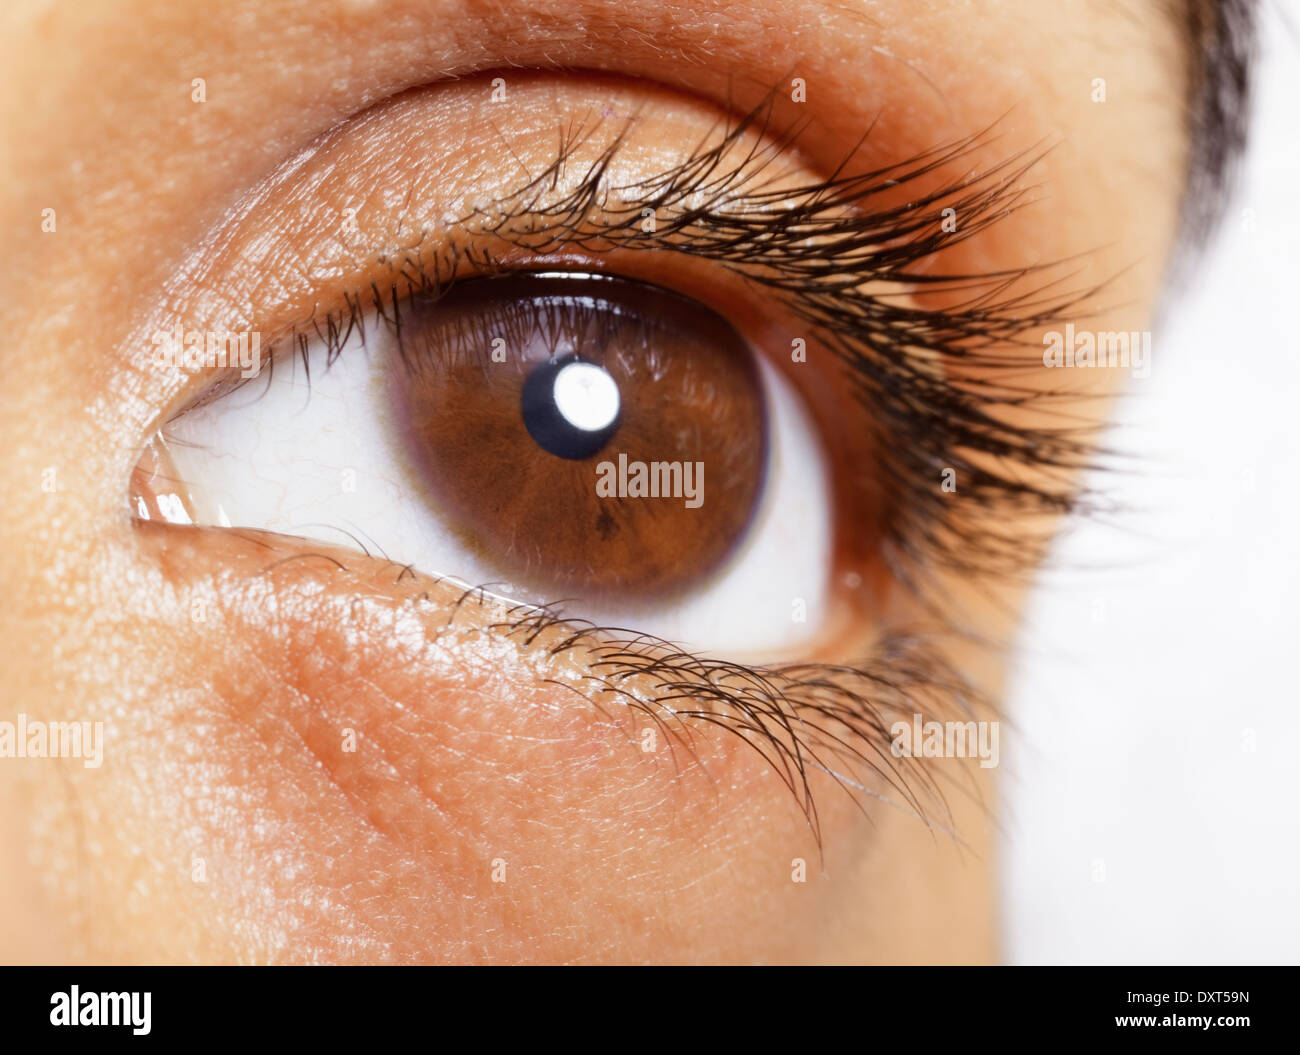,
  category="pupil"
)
[521,356,622,460]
